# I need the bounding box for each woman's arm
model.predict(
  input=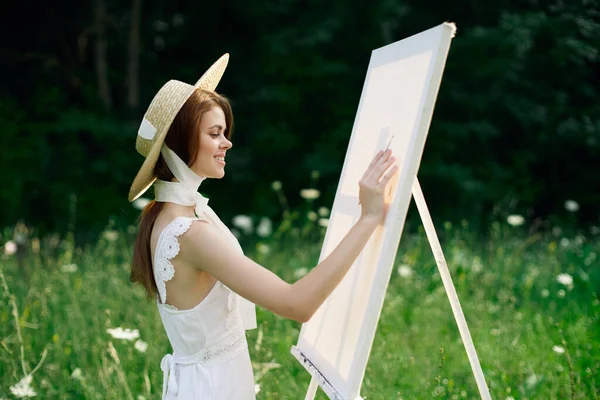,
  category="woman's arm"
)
[286,215,379,321]
[179,149,397,322]
[179,215,379,322]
